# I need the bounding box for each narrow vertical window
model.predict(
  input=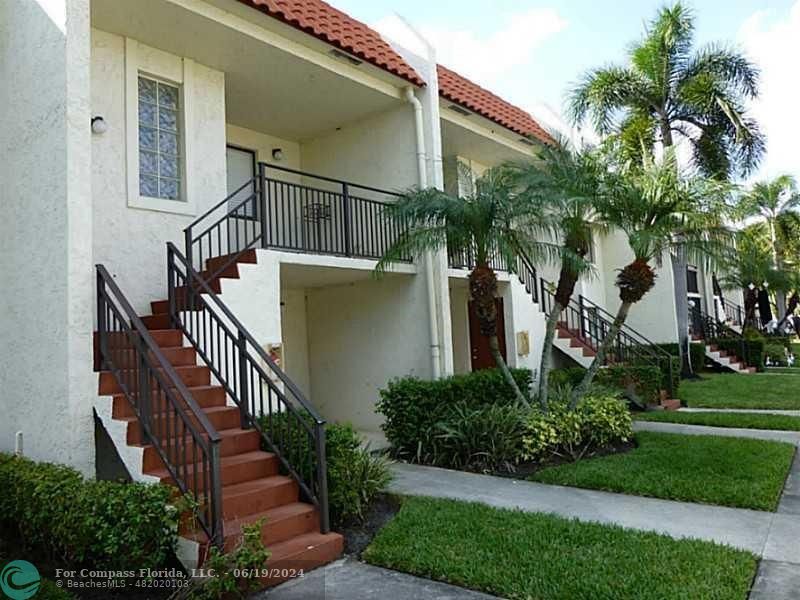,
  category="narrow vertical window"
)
[138,75,182,200]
